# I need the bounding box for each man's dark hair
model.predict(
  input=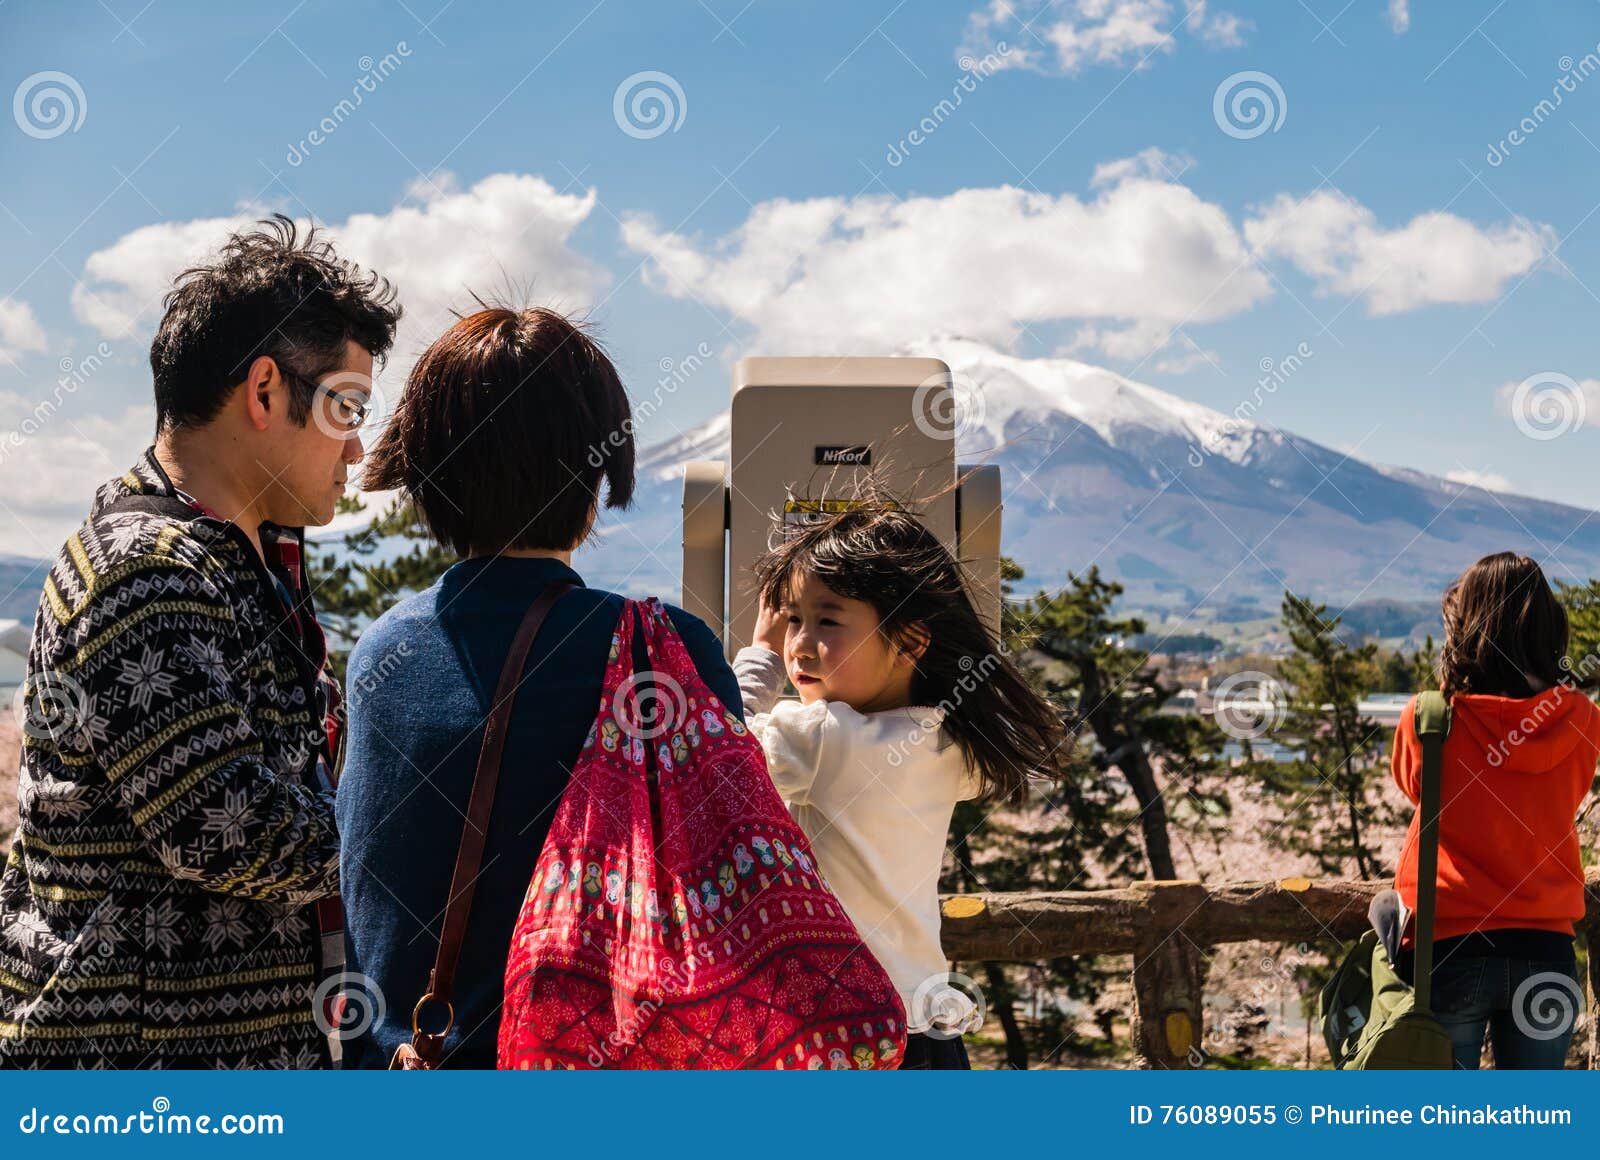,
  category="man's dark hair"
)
[150,213,400,430]
[362,305,635,556]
